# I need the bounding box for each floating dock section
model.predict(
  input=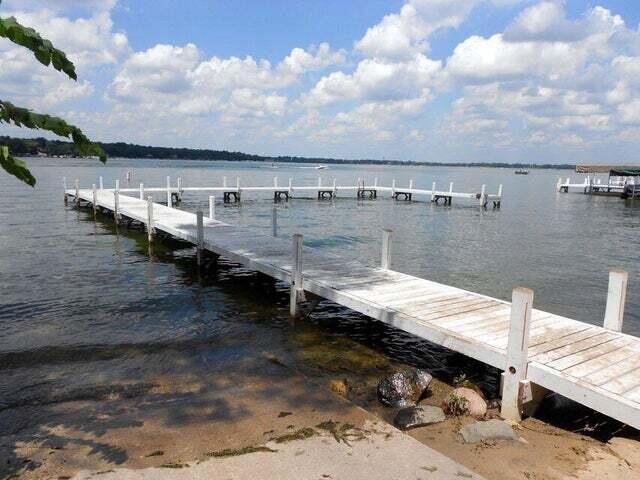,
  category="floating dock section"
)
[65,180,640,431]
